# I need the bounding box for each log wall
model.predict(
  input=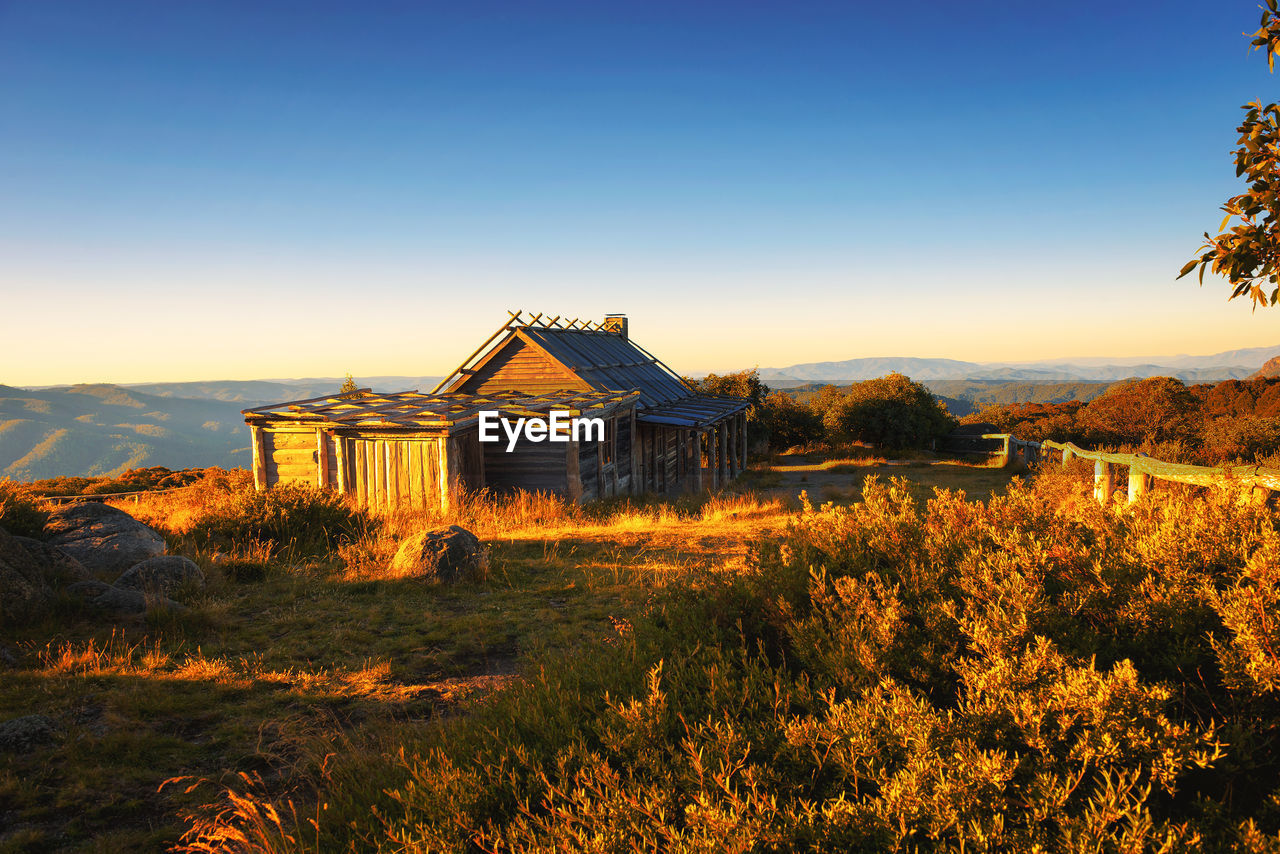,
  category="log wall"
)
[262,428,455,510]
[263,429,326,486]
